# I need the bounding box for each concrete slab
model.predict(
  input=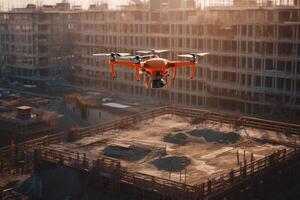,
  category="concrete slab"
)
[49,114,291,185]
